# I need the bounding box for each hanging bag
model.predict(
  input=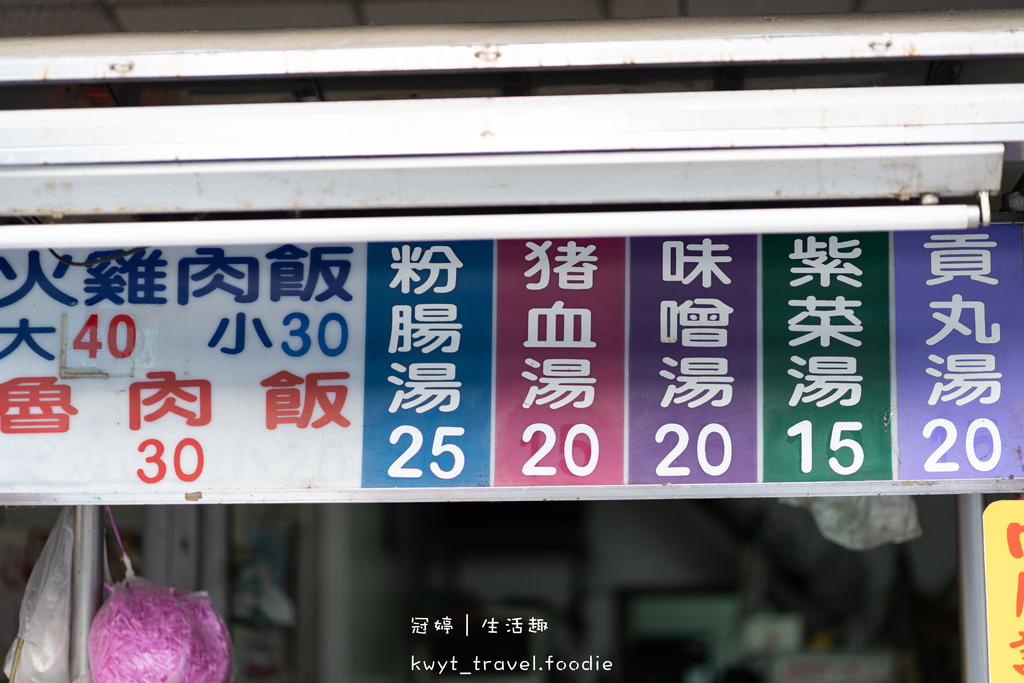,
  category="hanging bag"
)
[3,507,75,683]
[87,508,234,683]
